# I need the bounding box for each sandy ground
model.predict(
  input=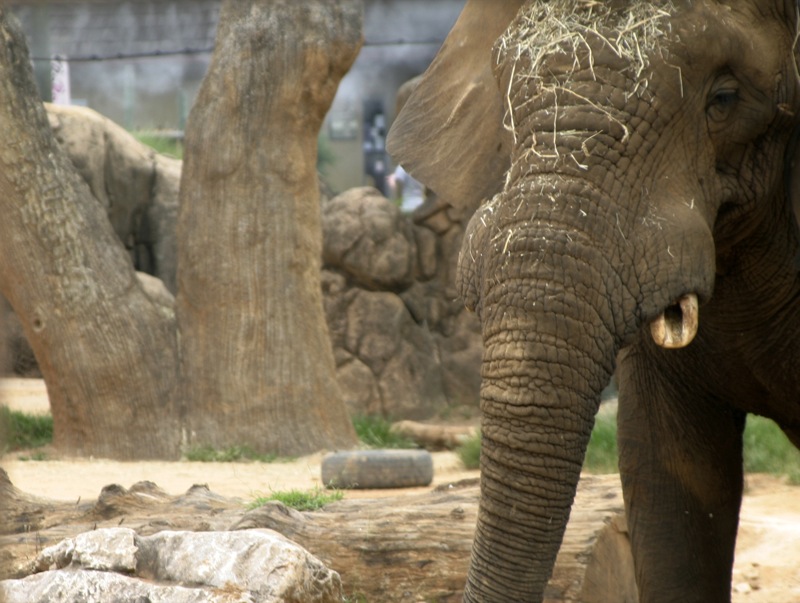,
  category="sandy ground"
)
[0,378,477,502]
[2,378,800,601]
